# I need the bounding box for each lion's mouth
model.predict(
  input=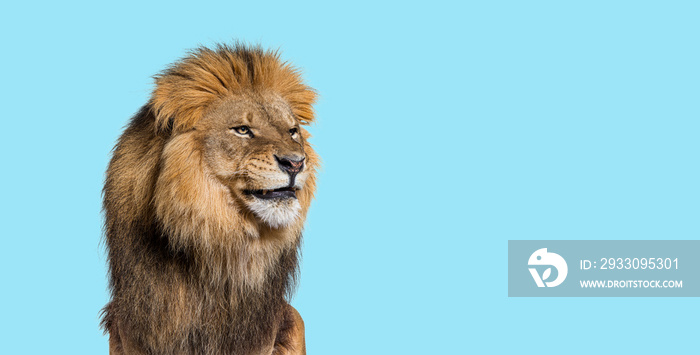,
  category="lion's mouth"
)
[244,186,298,200]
